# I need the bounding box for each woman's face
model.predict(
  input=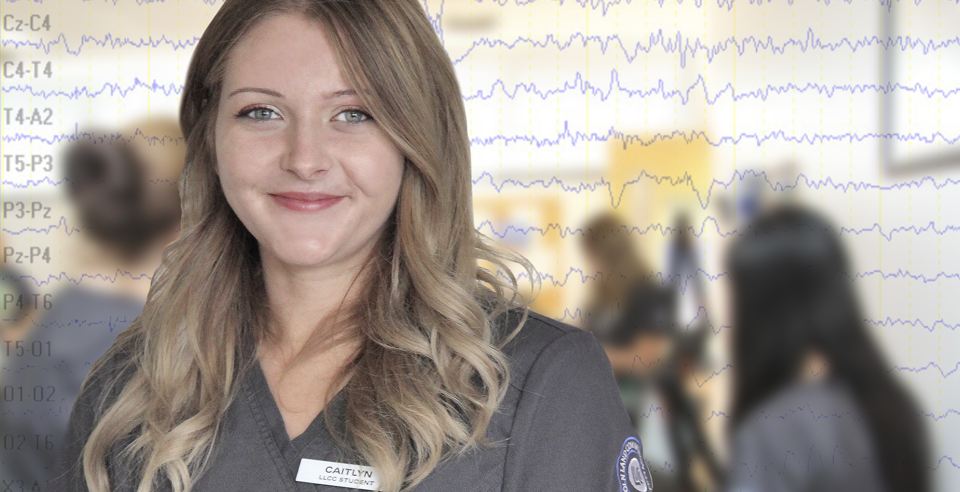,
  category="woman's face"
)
[214,13,405,275]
